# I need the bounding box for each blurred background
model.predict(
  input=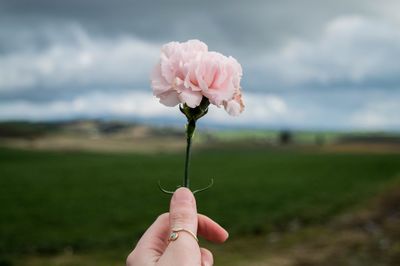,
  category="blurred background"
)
[0,0,400,265]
